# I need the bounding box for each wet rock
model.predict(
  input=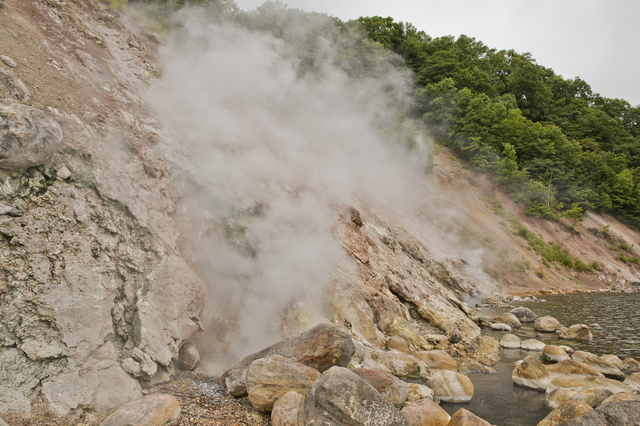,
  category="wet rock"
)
[552,401,640,425]
[271,391,304,426]
[401,398,450,426]
[99,394,180,426]
[512,354,551,390]
[537,400,592,426]
[490,323,511,331]
[545,359,602,378]
[178,342,200,371]
[351,368,409,408]
[406,383,434,403]
[521,339,546,351]
[302,366,411,425]
[493,313,521,329]
[509,307,537,323]
[582,355,626,379]
[546,386,613,409]
[447,408,492,426]
[500,334,521,349]
[534,316,562,333]
[427,370,474,403]
[559,324,593,341]
[246,355,321,413]
[387,335,411,353]
[542,345,570,363]
[0,103,63,170]
[222,323,355,397]
[572,351,595,363]
[414,350,457,371]
[600,391,640,404]
[621,358,640,375]
[623,372,640,391]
